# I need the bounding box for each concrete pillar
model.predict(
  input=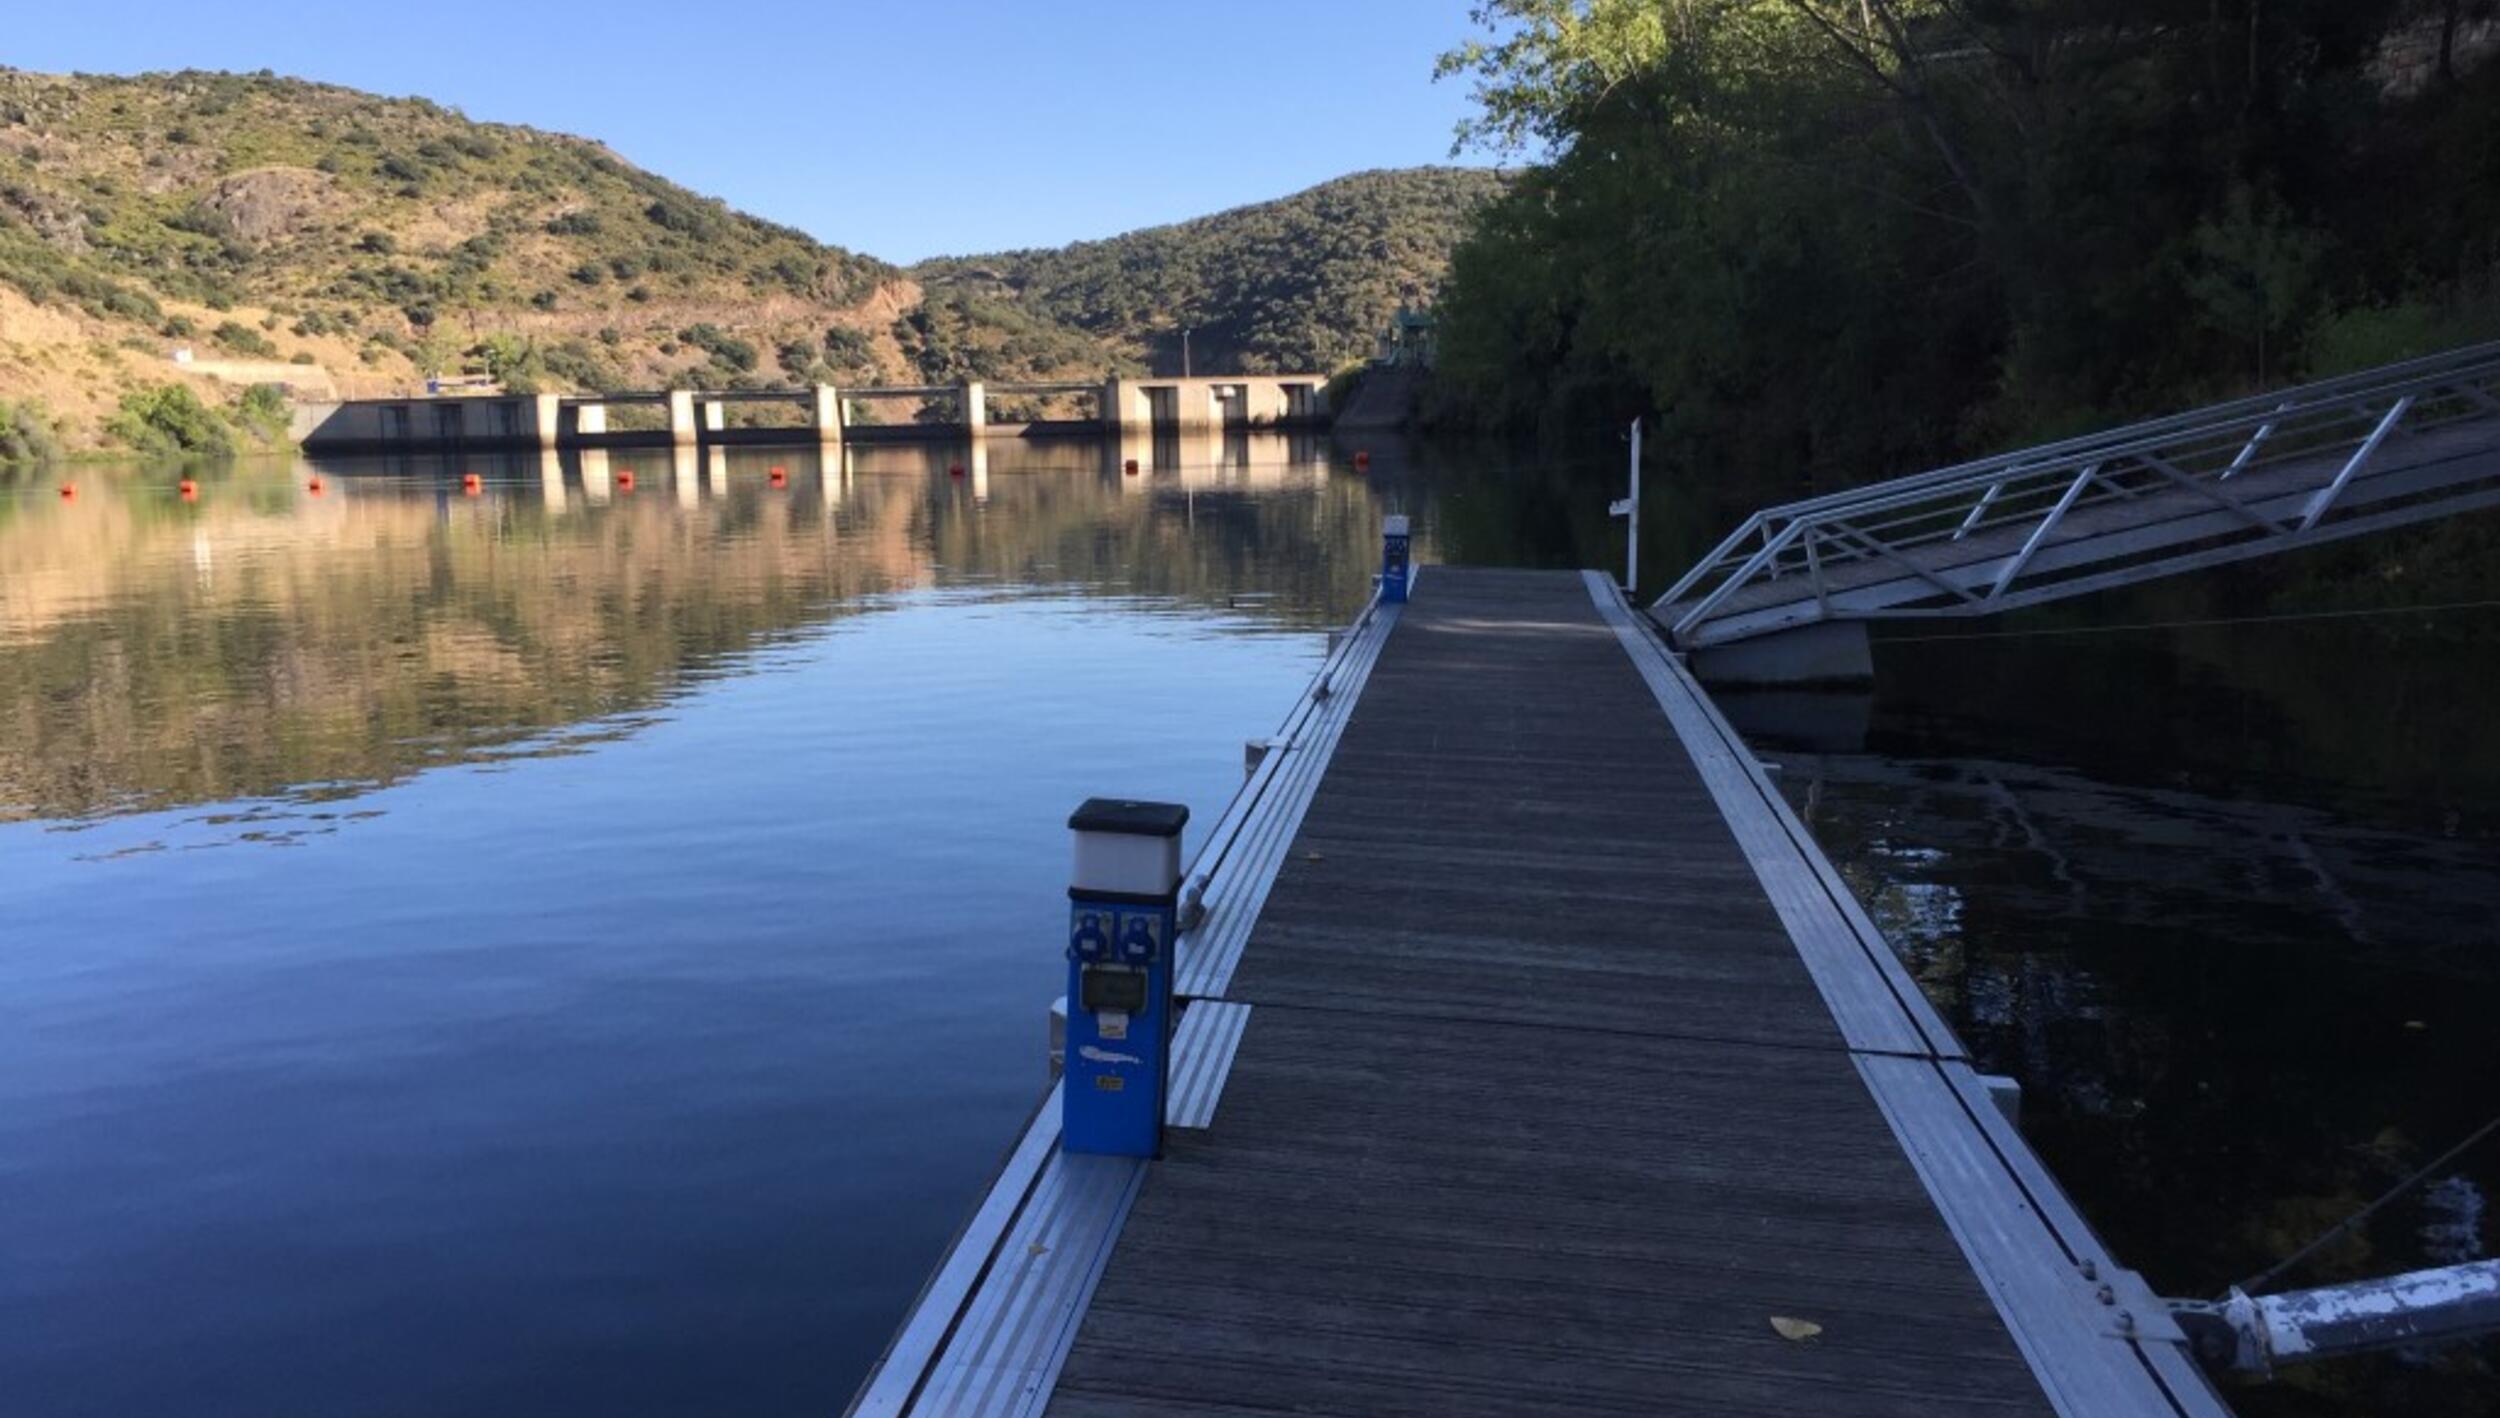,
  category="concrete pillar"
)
[962,381,987,438]
[672,443,699,507]
[969,439,990,504]
[538,448,567,511]
[1241,380,1289,427]
[707,447,728,498]
[813,384,845,446]
[533,393,563,449]
[576,402,608,437]
[701,400,726,435]
[581,448,612,504]
[666,390,697,447]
